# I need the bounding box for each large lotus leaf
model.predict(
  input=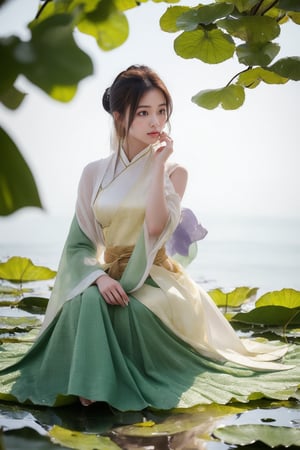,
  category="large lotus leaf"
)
[0,85,26,110]
[256,288,300,308]
[237,67,288,88]
[19,14,94,100]
[268,57,300,80]
[0,257,56,282]
[209,287,258,308]
[160,6,192,32]
[236,41,280,66]
[217,16,280,43]
[0,127,42,216]
[231,305,300,326]
[174,29,235,63]
[214,424,300,447]
[278,0,300,12]
[192,84,245,110]
[78,3,129,51]
[49,425,121,450]
[176,3,234,31]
